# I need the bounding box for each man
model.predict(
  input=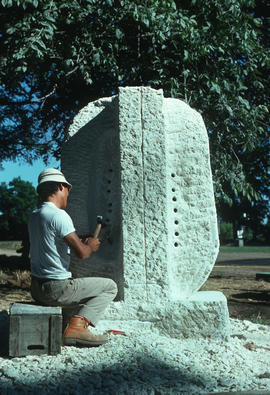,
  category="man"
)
[28,168,118,347]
